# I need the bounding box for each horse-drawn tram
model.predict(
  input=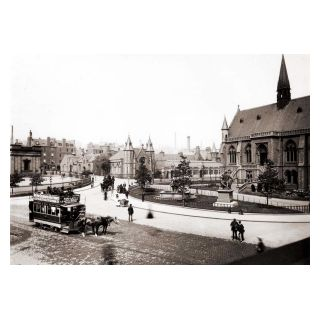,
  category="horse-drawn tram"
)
[29,192,86,234]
